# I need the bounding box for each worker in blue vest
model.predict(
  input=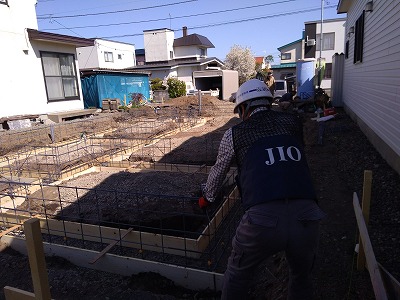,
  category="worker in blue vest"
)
[199,79,325,300]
